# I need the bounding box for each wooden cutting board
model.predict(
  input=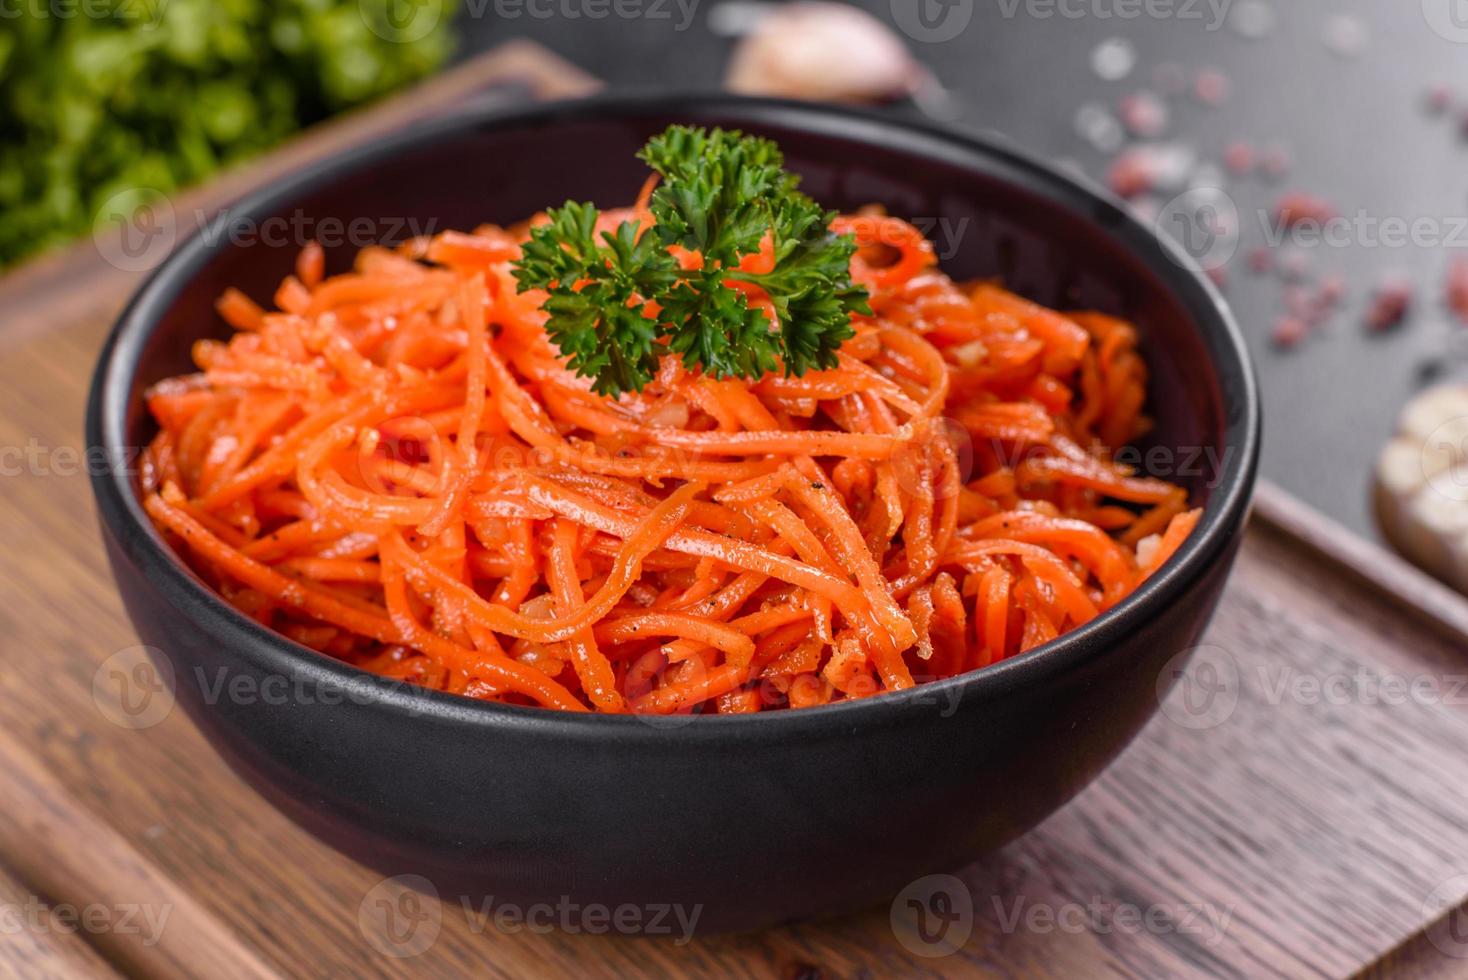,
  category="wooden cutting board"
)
[4,41,1468,979]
